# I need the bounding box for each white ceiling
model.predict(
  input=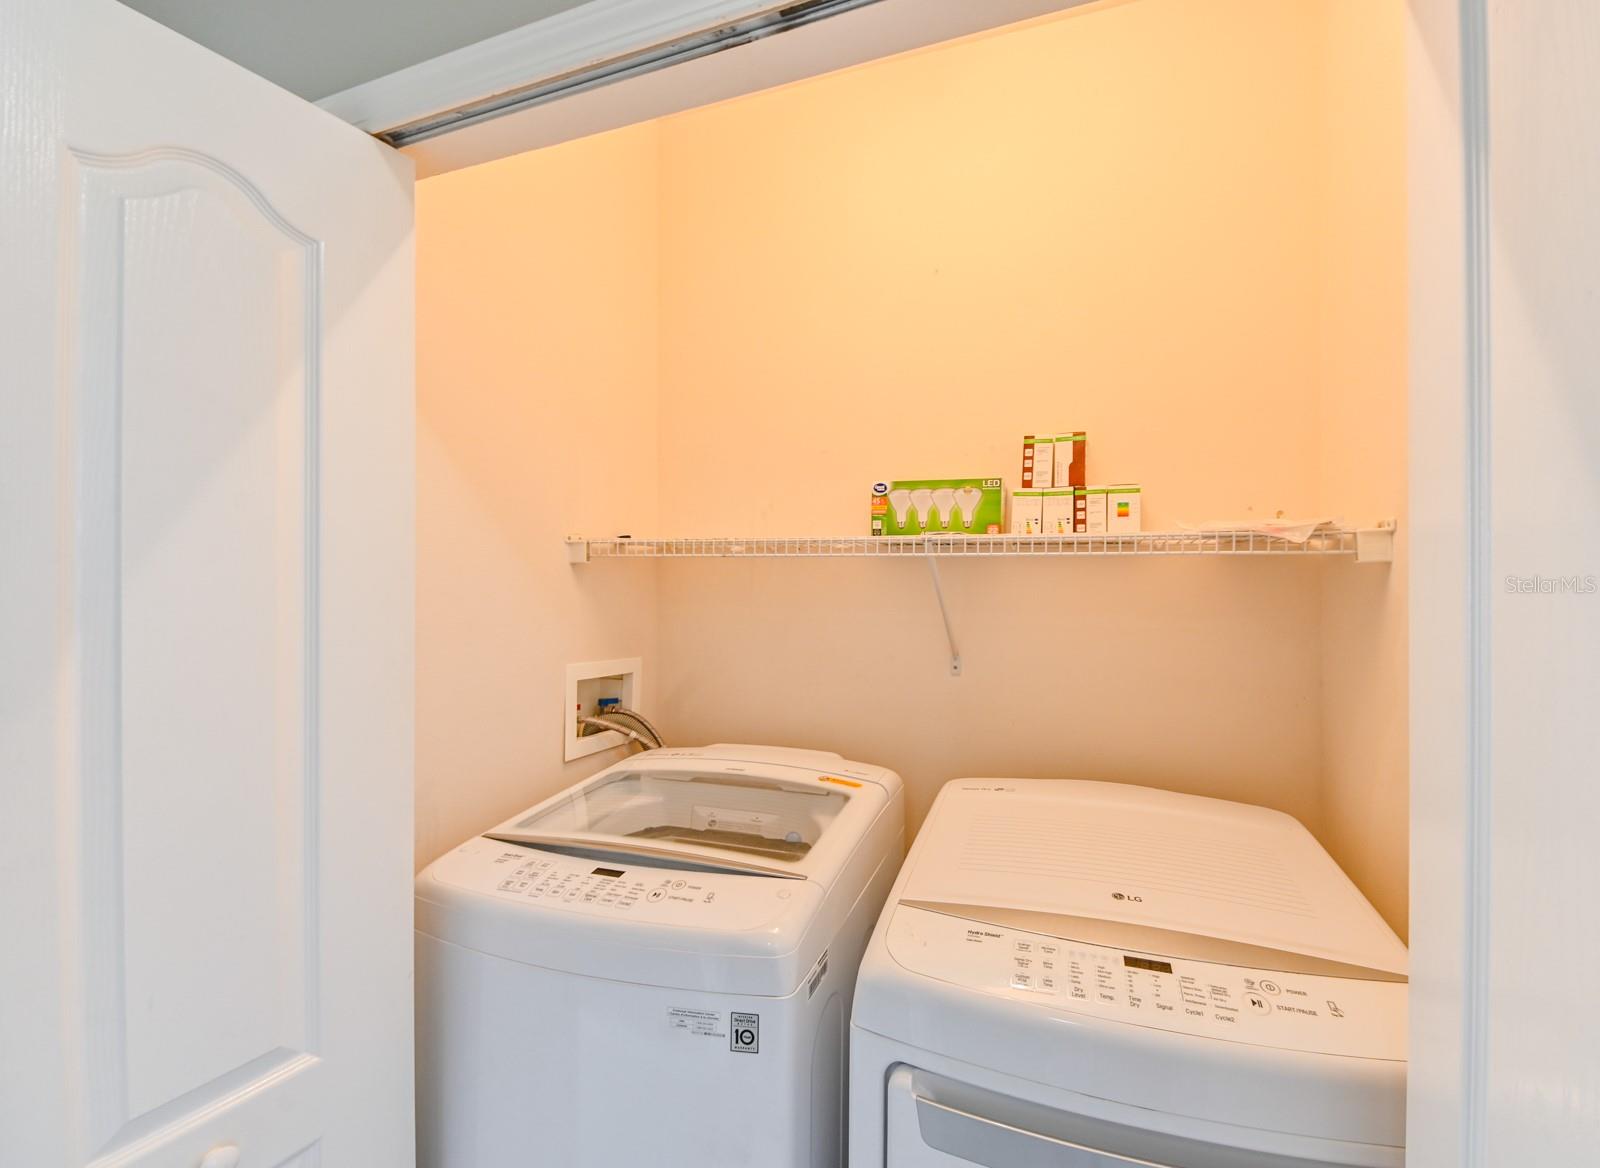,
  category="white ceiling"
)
[117,0,594,101]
